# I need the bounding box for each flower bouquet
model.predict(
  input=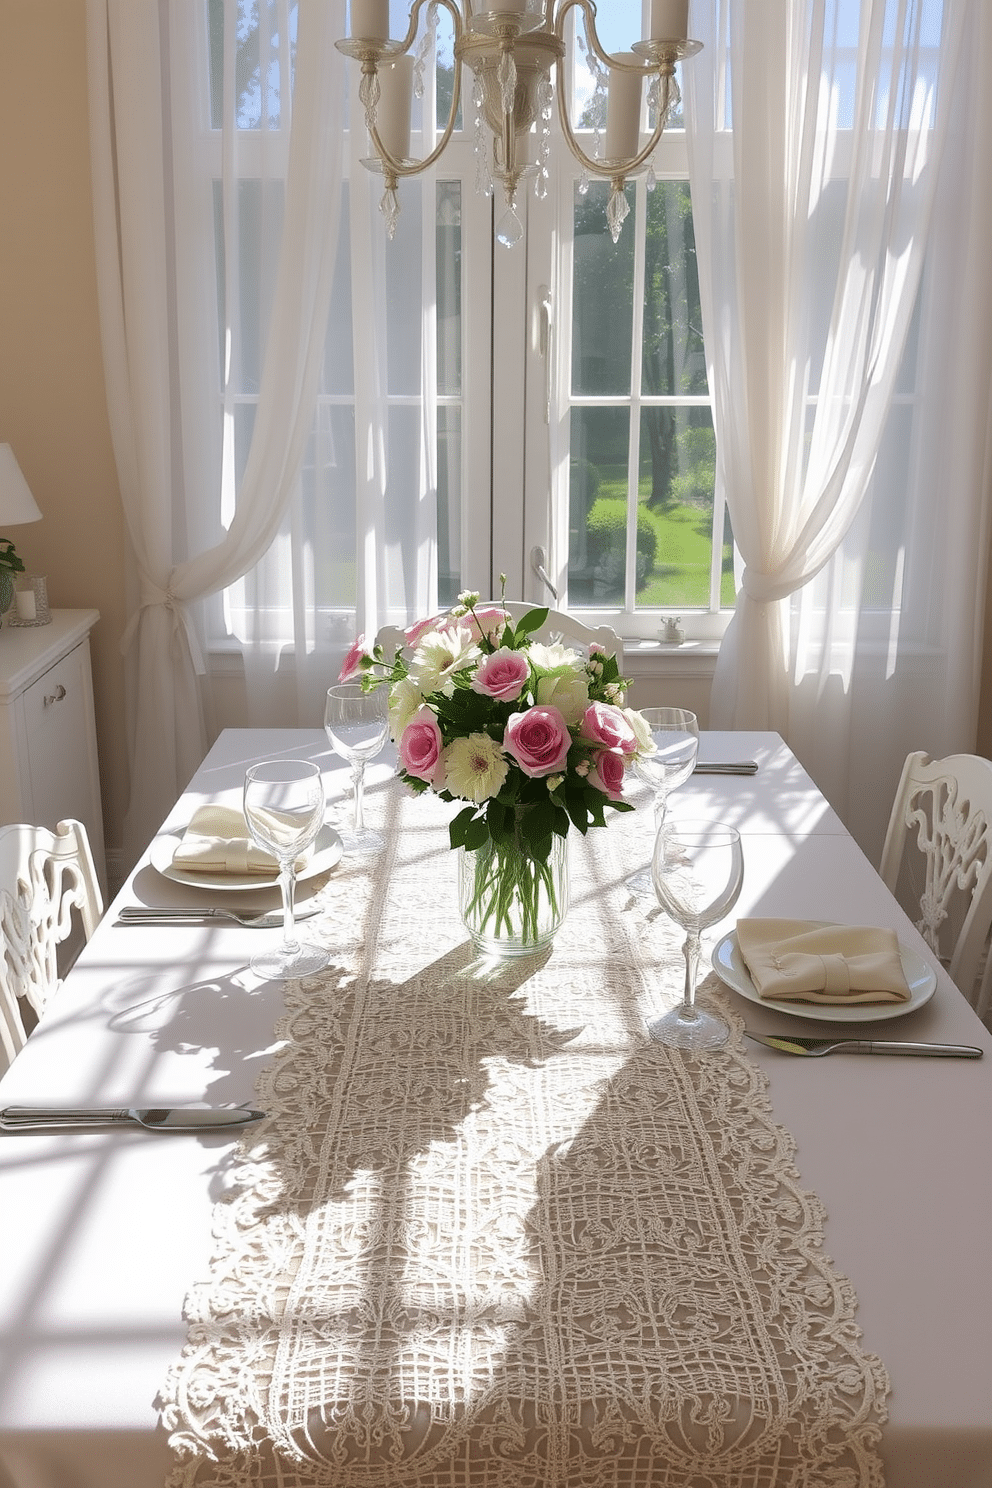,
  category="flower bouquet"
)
[340,594,655,954]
